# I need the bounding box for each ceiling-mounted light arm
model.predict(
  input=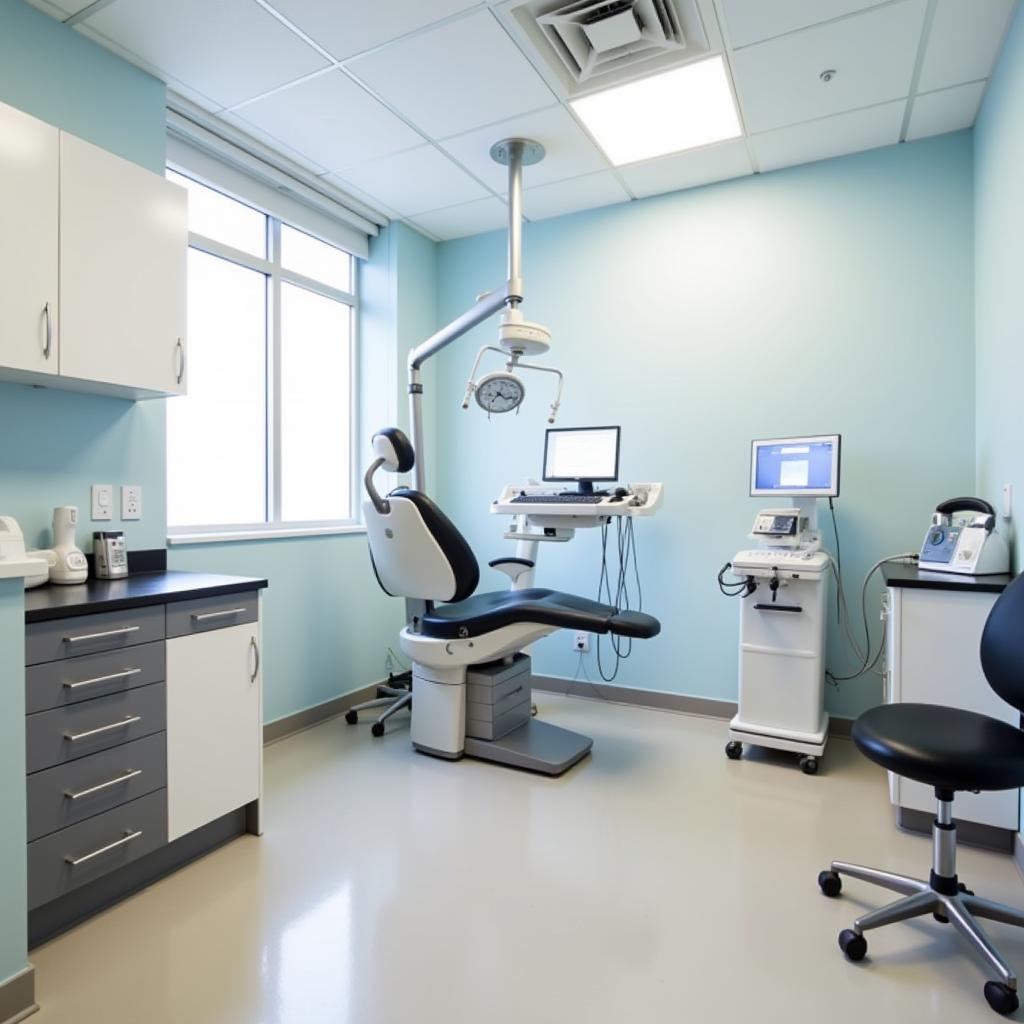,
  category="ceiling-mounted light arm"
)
[406,137,546,493]
[460,345,508,410]
[514,360,564,424]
